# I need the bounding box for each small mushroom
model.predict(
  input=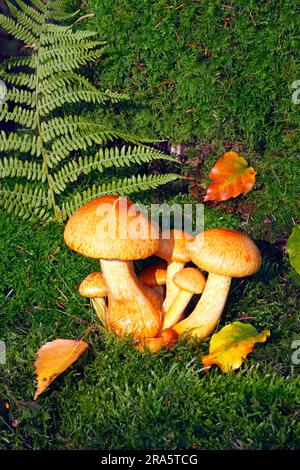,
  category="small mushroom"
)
[156,229,193,314]
[174,228,262,339]
[162,267,206,329]
[64,195,161,340]
[138,262,167,287]
[138,262,167,299]
[79,272,107,327]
